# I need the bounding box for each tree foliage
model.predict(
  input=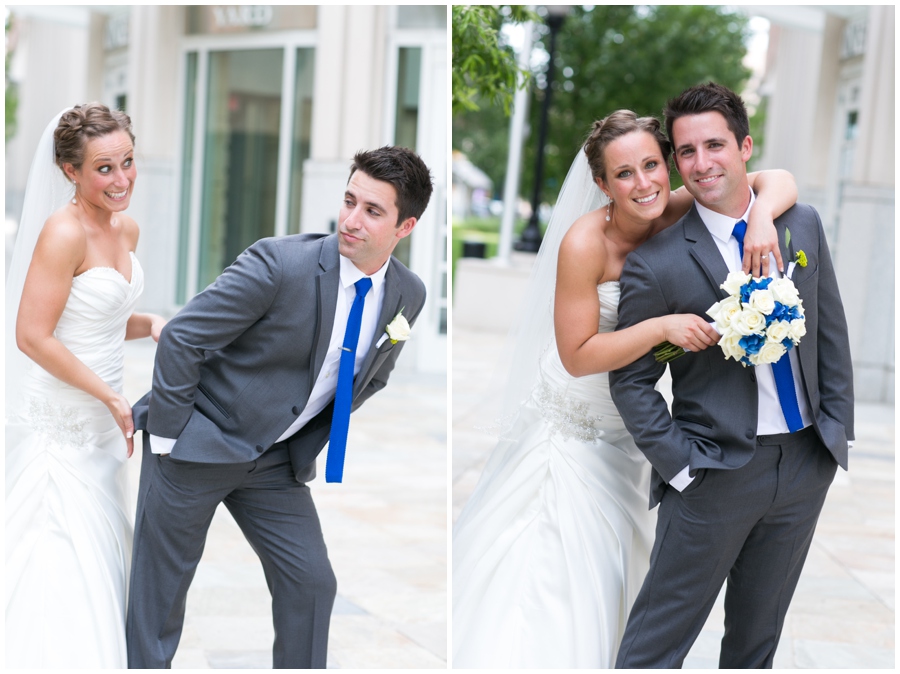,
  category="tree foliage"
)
[6,13,18,142]
[455,5,754,204]
[452,5,534,116]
